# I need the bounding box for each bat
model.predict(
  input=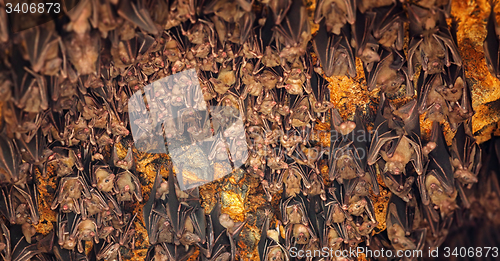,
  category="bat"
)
[313,22,356,78]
